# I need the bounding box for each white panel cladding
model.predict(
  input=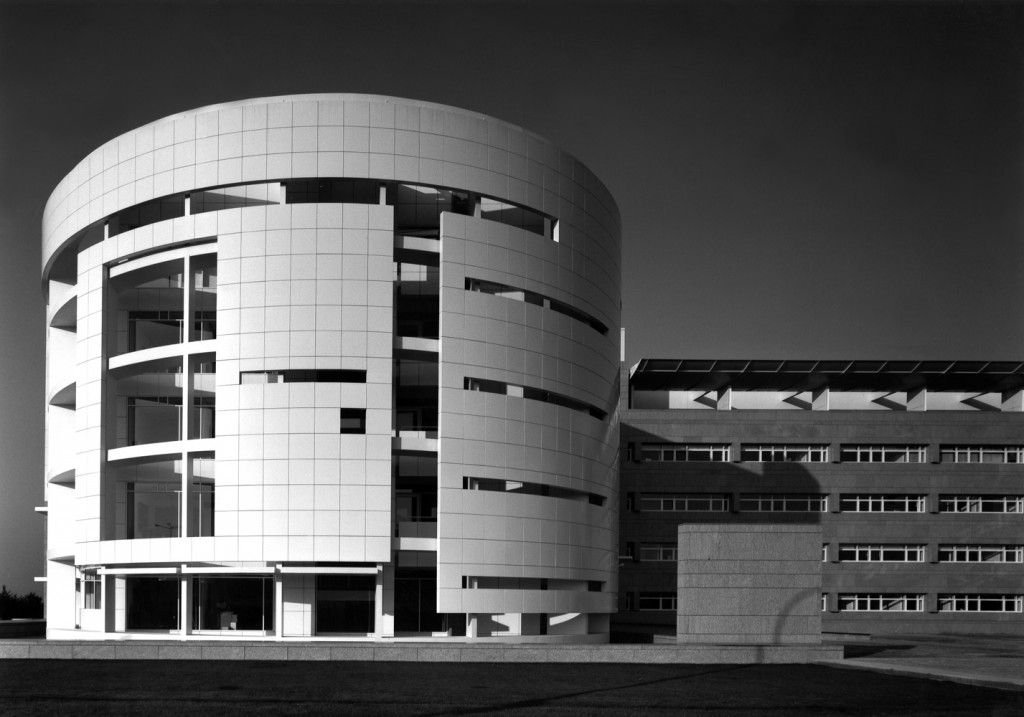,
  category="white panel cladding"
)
[74,243,107,556]
[43,95,620,293]
[216,203,395,563]
[437,213,619,615]
[43,94,621,642]
[282,574,315,637]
